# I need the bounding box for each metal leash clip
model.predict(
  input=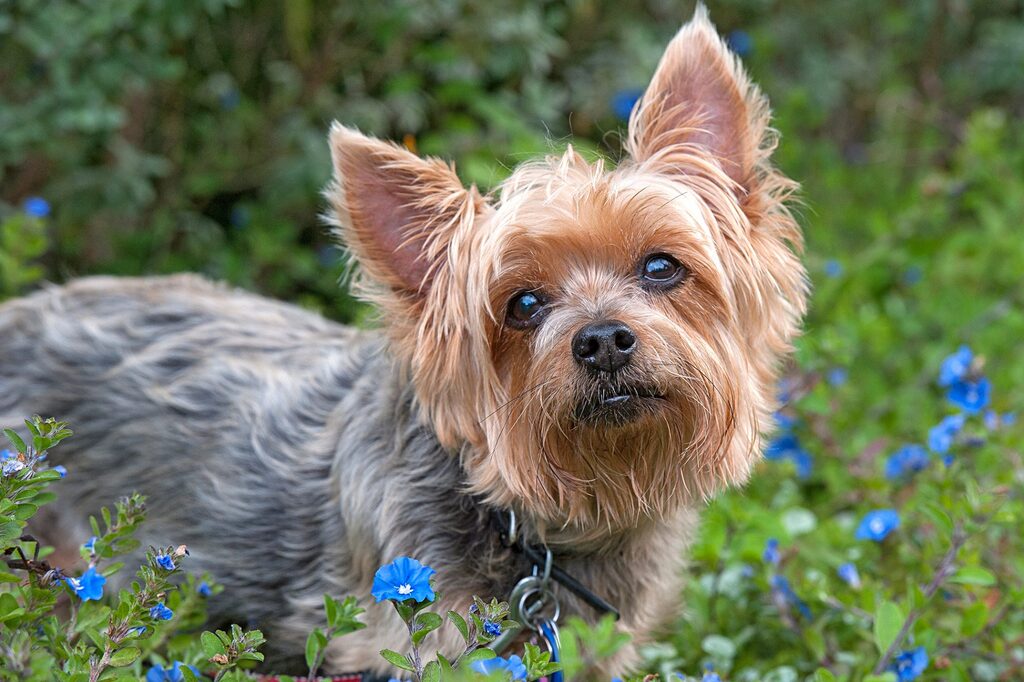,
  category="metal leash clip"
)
[491,546,560,653]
